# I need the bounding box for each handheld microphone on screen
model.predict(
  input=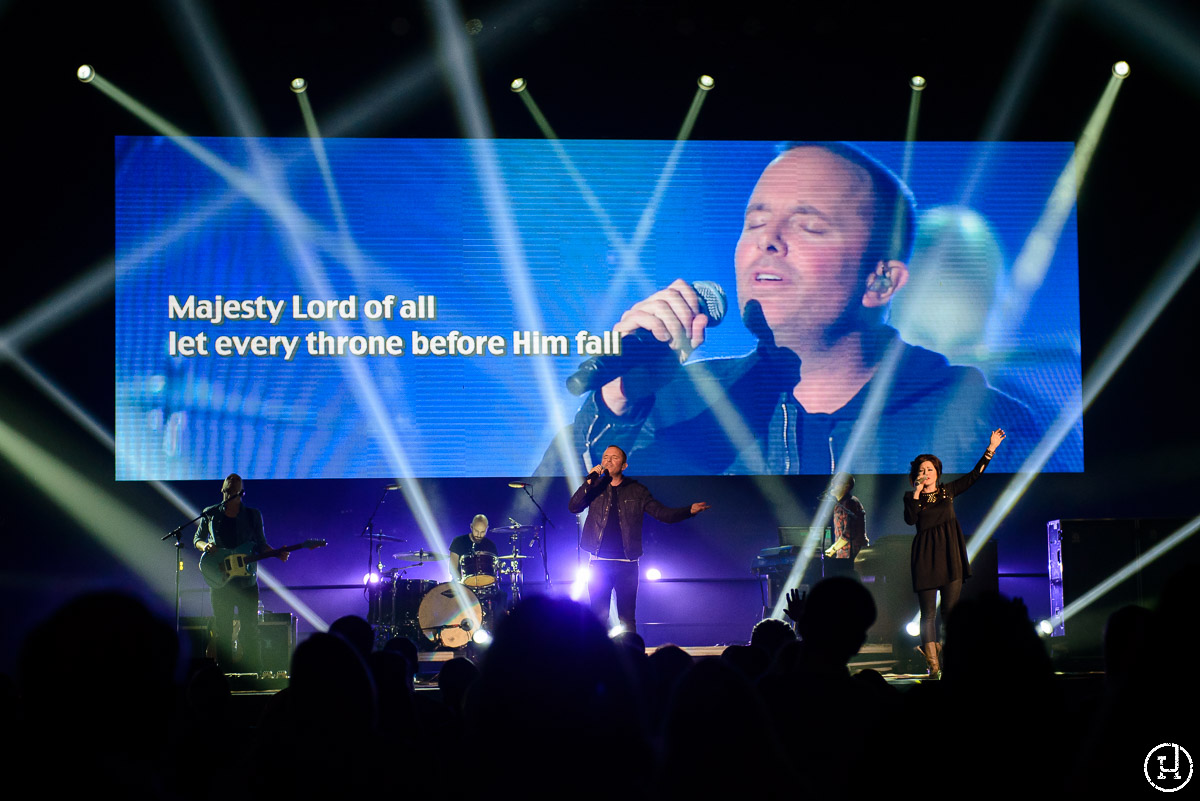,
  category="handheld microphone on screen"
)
[742,298,800,380]
[565,281,728,396]
[741,298,771,343]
